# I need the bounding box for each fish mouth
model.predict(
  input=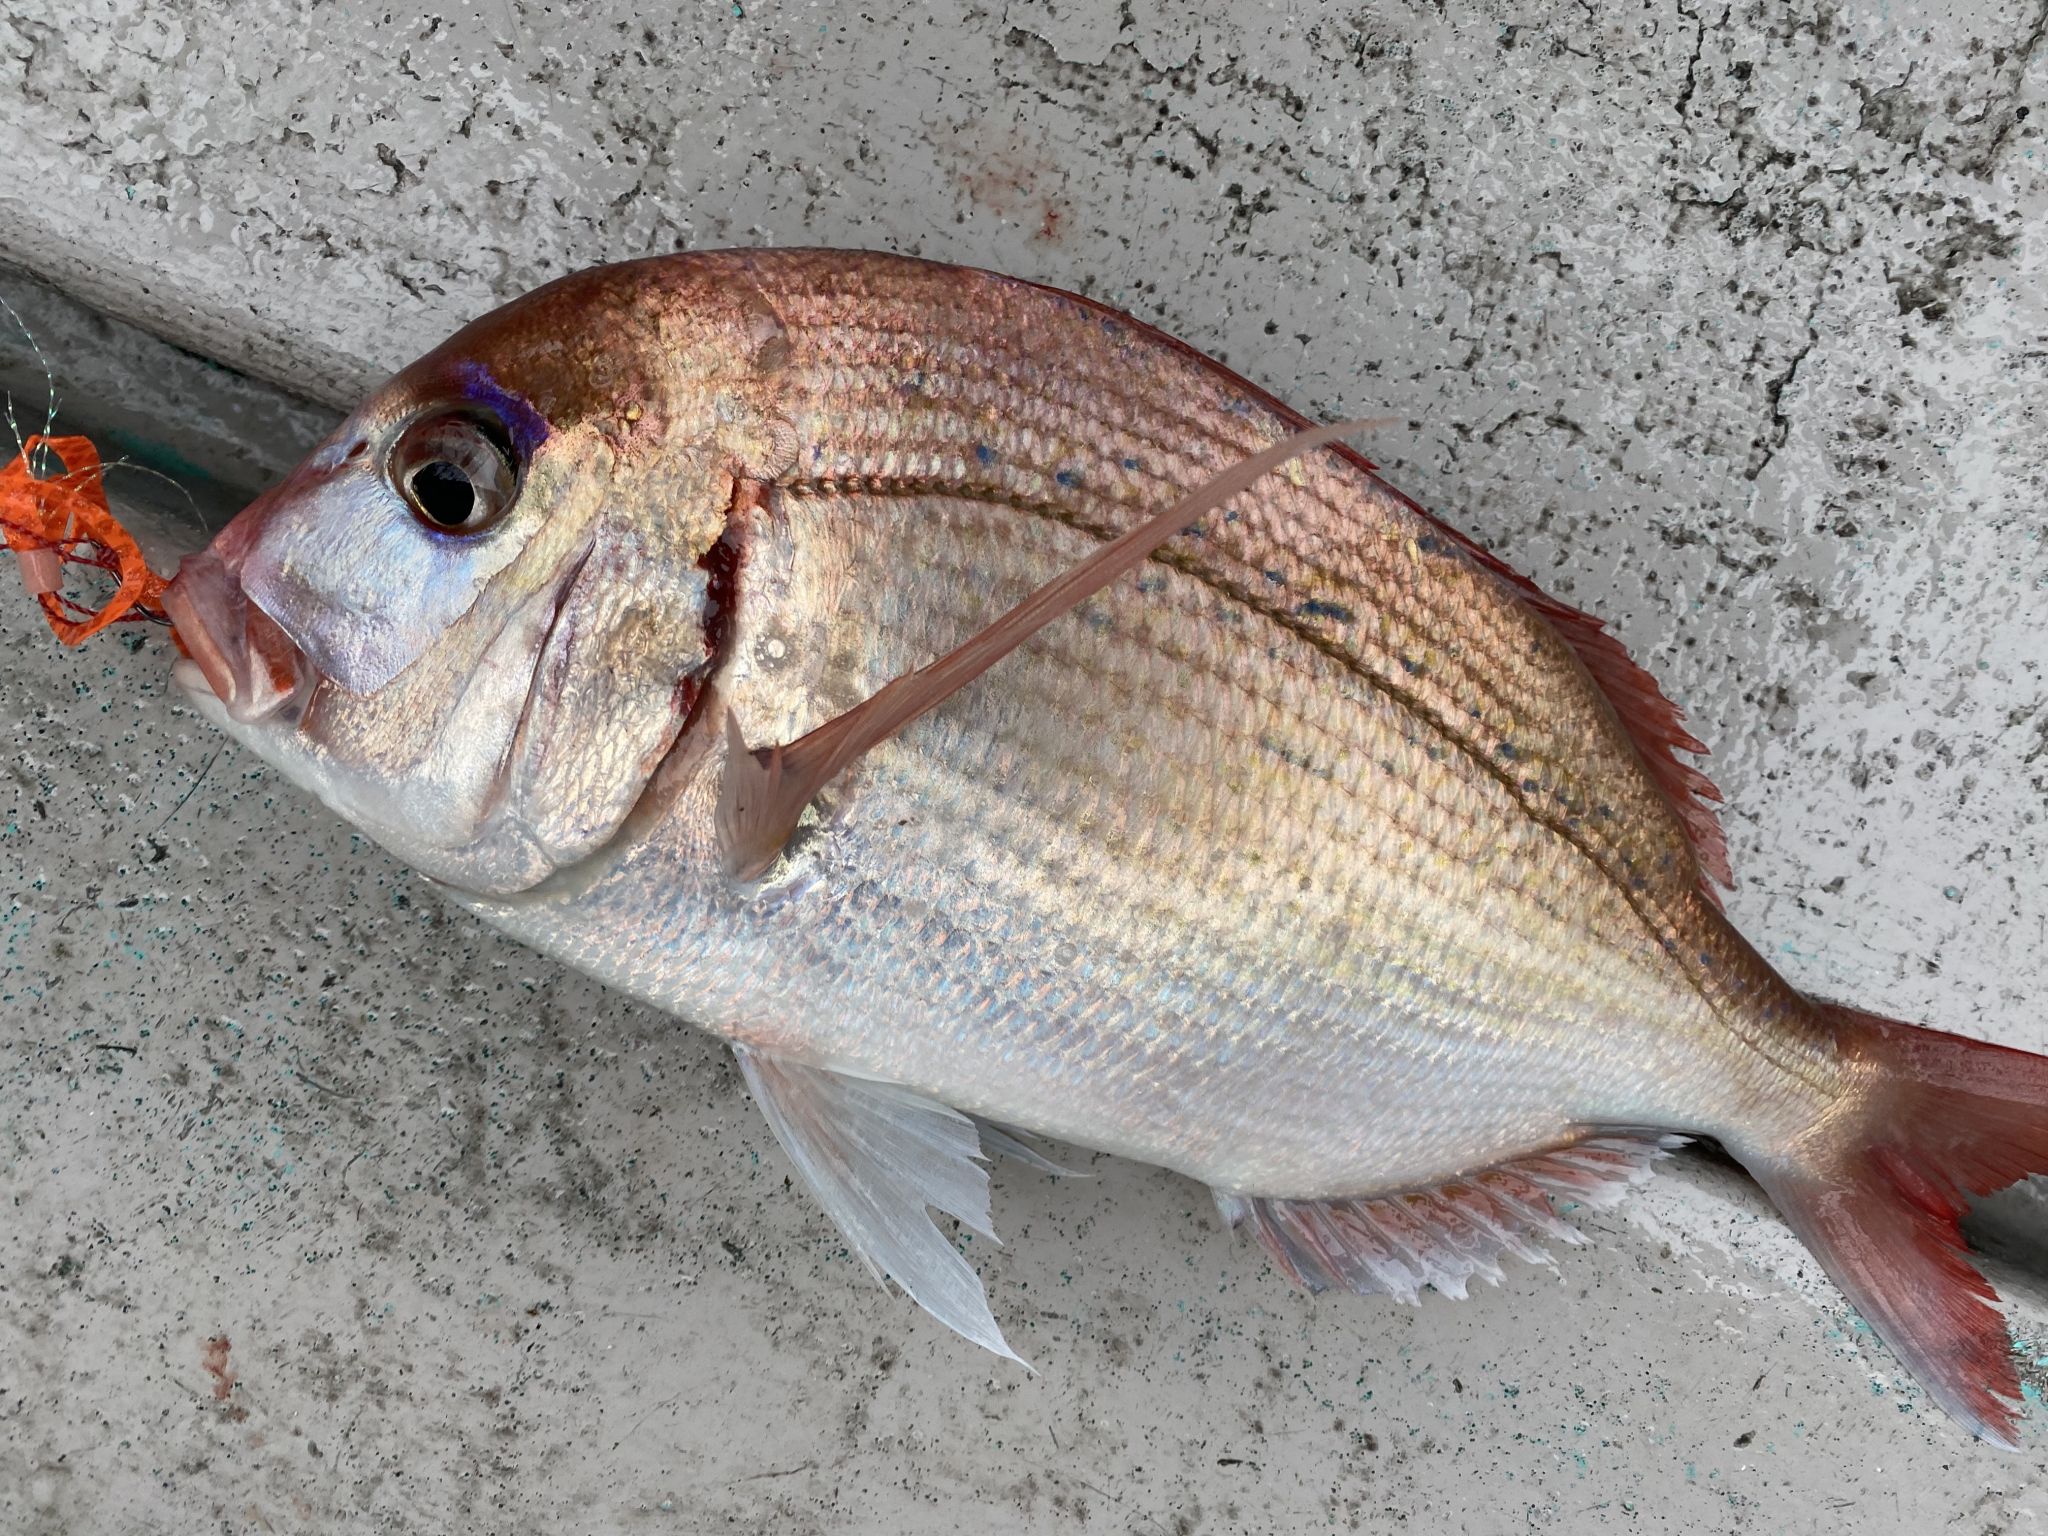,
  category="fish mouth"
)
[162,546,311,725]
